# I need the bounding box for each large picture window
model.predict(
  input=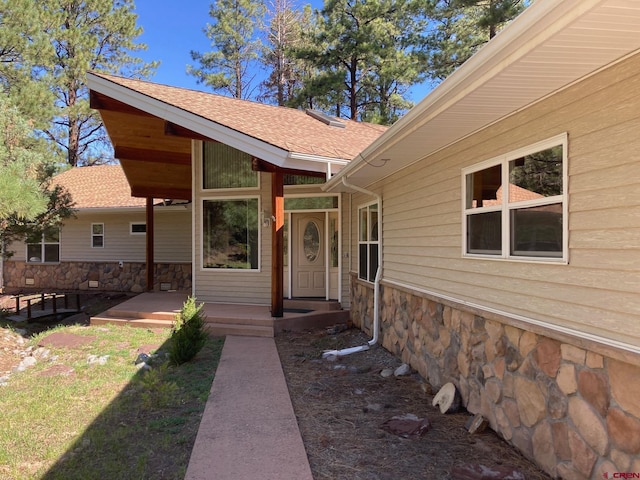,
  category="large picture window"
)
[463,134,567,261]
[358,203,379,282]
[202,198,259,269]
[202,142,258,189]
[26,228,60,263]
